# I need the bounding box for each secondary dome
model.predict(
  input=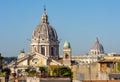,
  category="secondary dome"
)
[63,41,71,48]
[90,37,104,55]
[32,8,58,42]
[18,50,26,59]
